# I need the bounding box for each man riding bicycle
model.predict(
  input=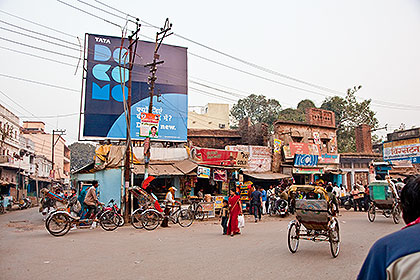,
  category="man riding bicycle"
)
[84,180,103,229]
